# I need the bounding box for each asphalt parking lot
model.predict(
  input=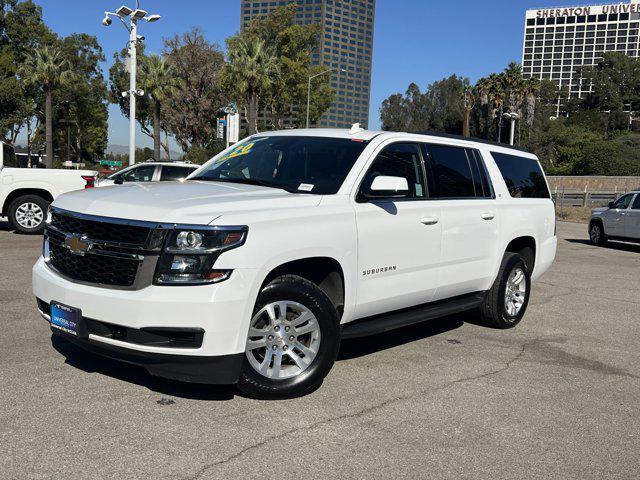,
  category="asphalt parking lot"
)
[1,221,639,480]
